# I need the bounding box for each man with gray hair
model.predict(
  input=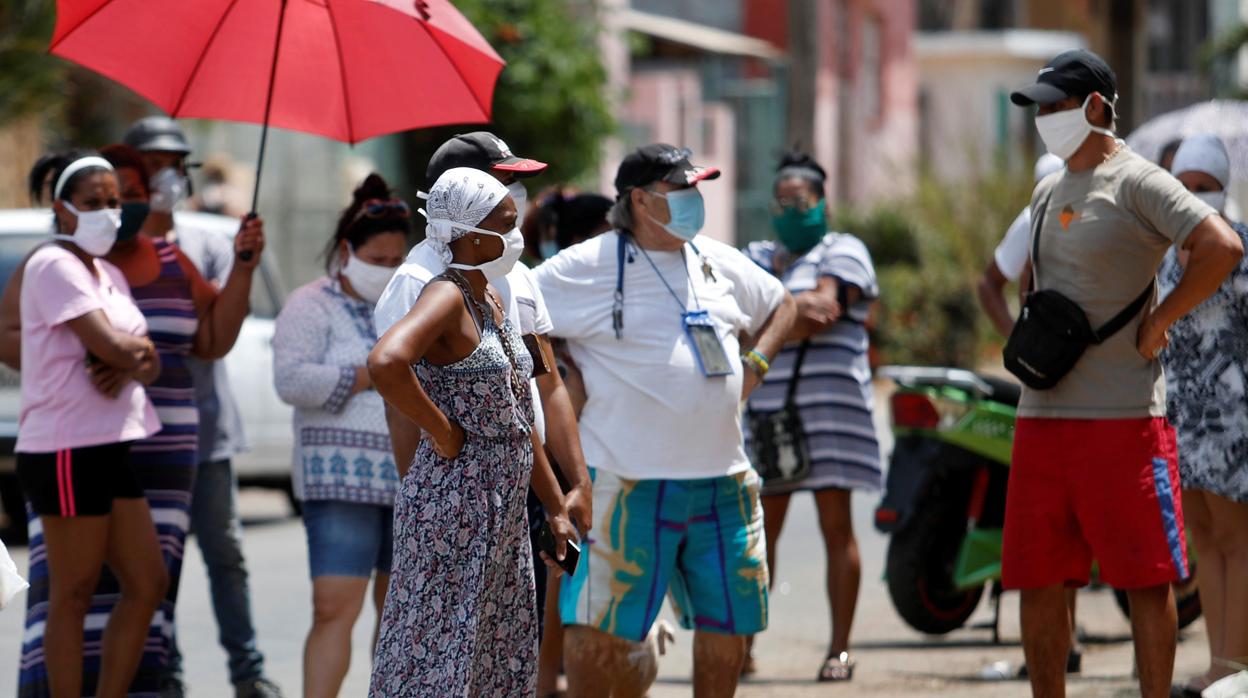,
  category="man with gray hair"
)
[535,144,796,697]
